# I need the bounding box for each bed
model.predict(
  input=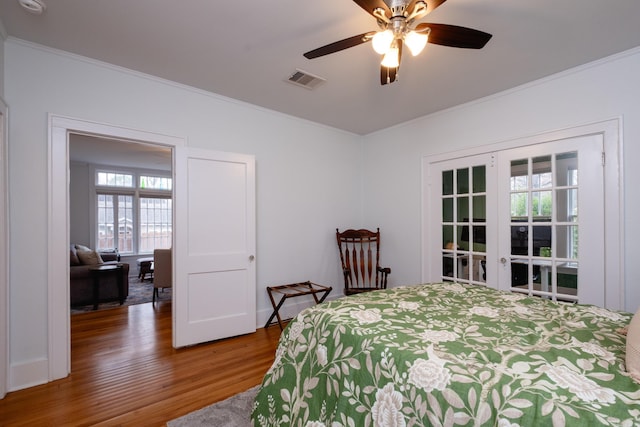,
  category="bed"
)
[251,282,640,426]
